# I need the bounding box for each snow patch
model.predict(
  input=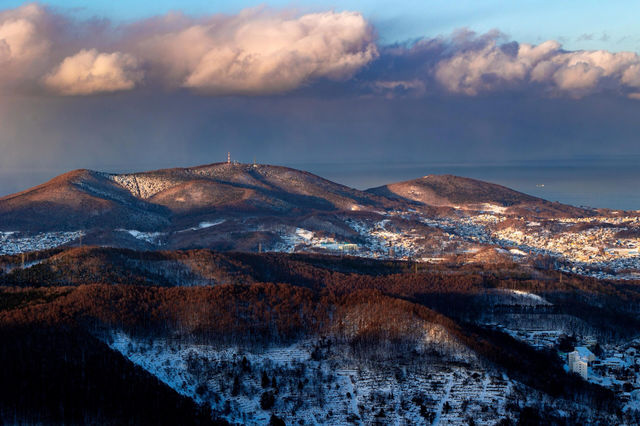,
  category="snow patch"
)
[178,219,226,233]
[481,204,508,214]
[294,228,314,241]
[506,289,551,305]
[117,229,165,244]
